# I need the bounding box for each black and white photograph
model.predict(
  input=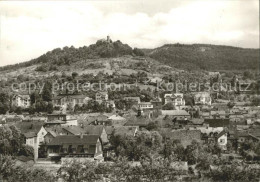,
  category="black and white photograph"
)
[0,0,259,181]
